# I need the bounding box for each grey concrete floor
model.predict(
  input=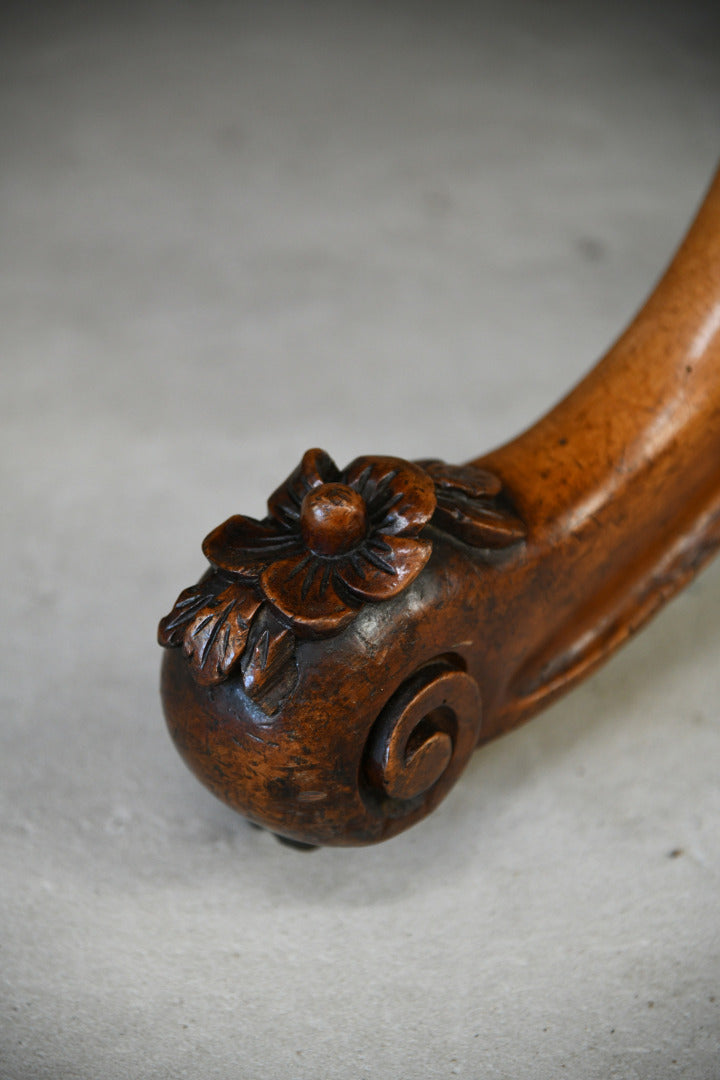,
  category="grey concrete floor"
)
[1,3,719,1078]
